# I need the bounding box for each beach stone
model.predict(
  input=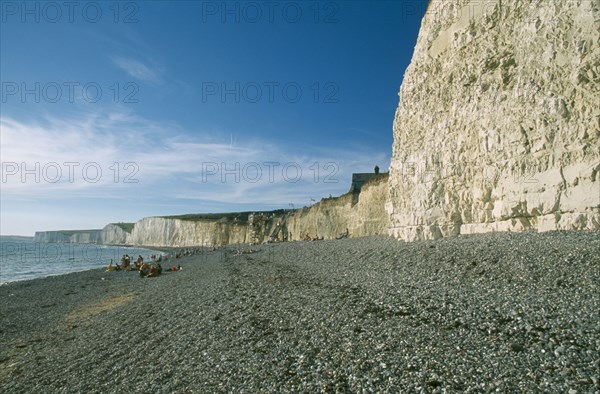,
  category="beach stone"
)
[387,0,600,241]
